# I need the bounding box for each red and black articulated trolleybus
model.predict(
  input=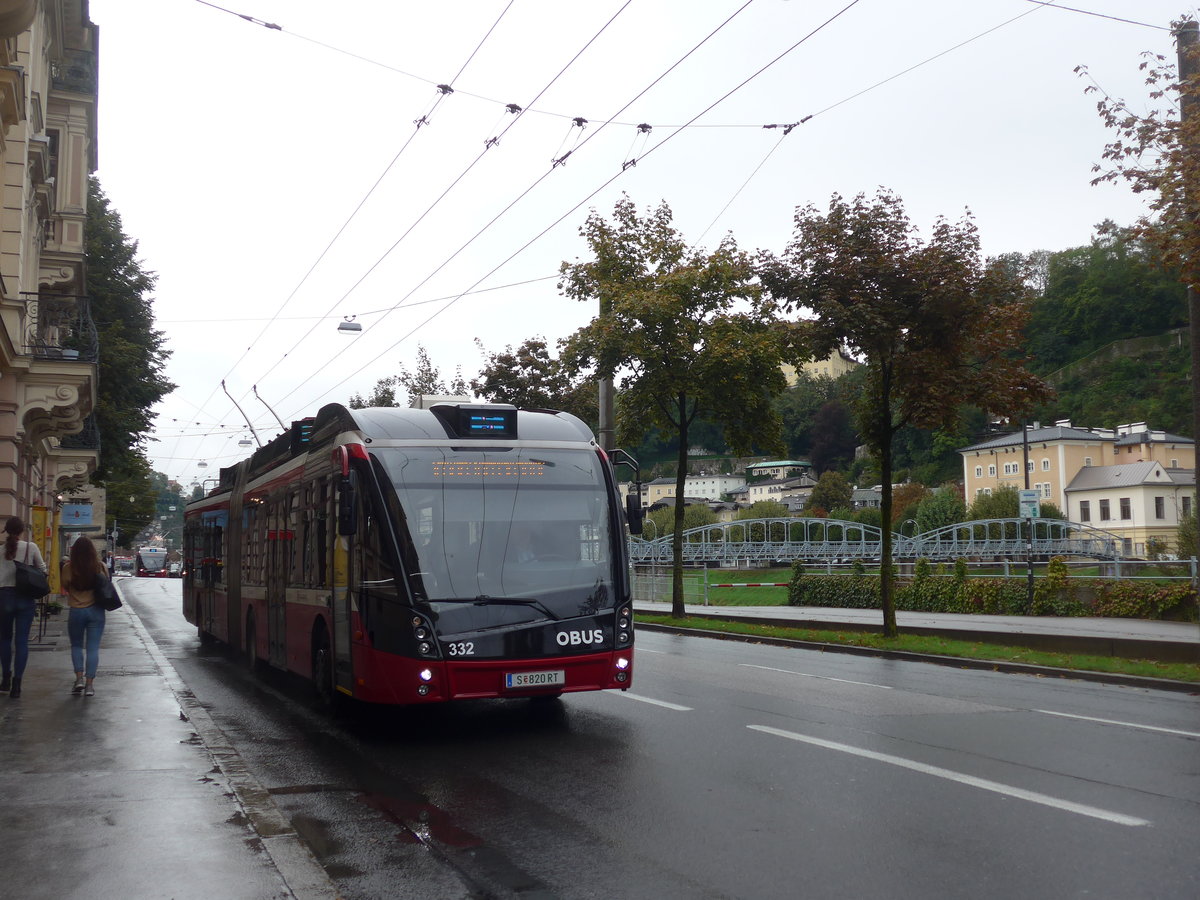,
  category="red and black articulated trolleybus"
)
[182,401,642,708]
